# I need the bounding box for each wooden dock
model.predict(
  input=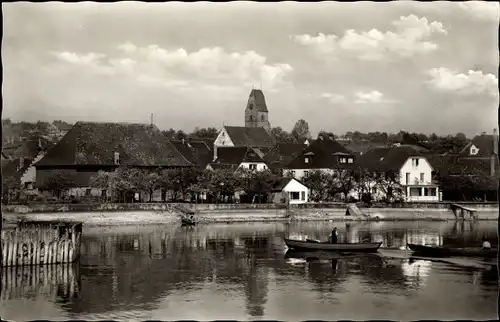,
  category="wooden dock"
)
[1,221,83,267]
[450,204,478,220]
[0,263,80,301]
